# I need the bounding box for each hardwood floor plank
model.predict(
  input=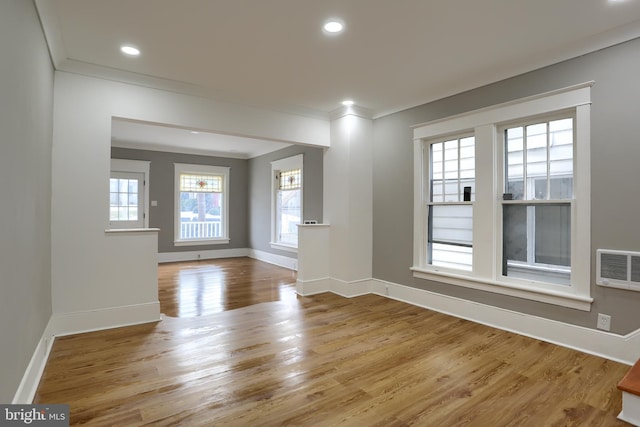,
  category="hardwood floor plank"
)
[34,258,630,426]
